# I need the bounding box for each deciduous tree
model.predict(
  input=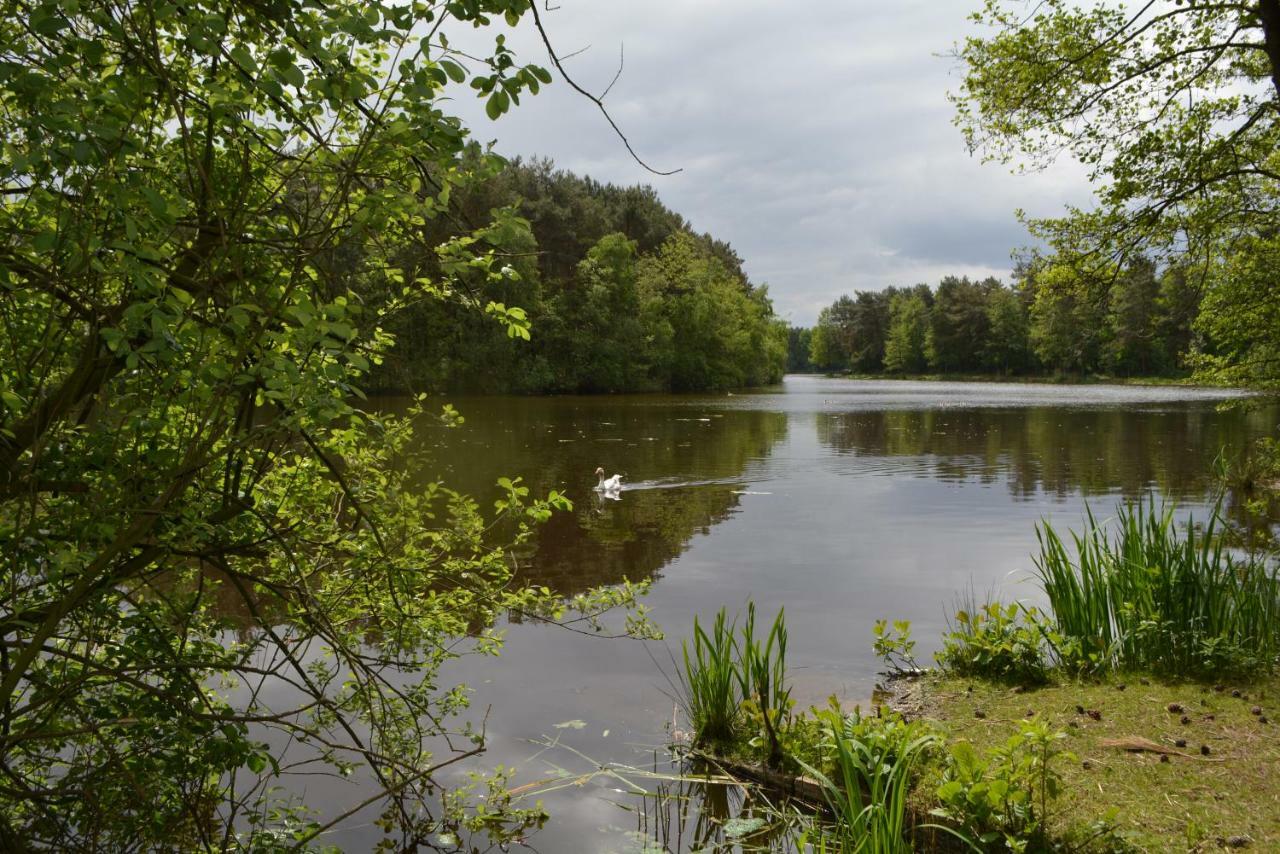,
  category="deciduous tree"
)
[0,0,651,847]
